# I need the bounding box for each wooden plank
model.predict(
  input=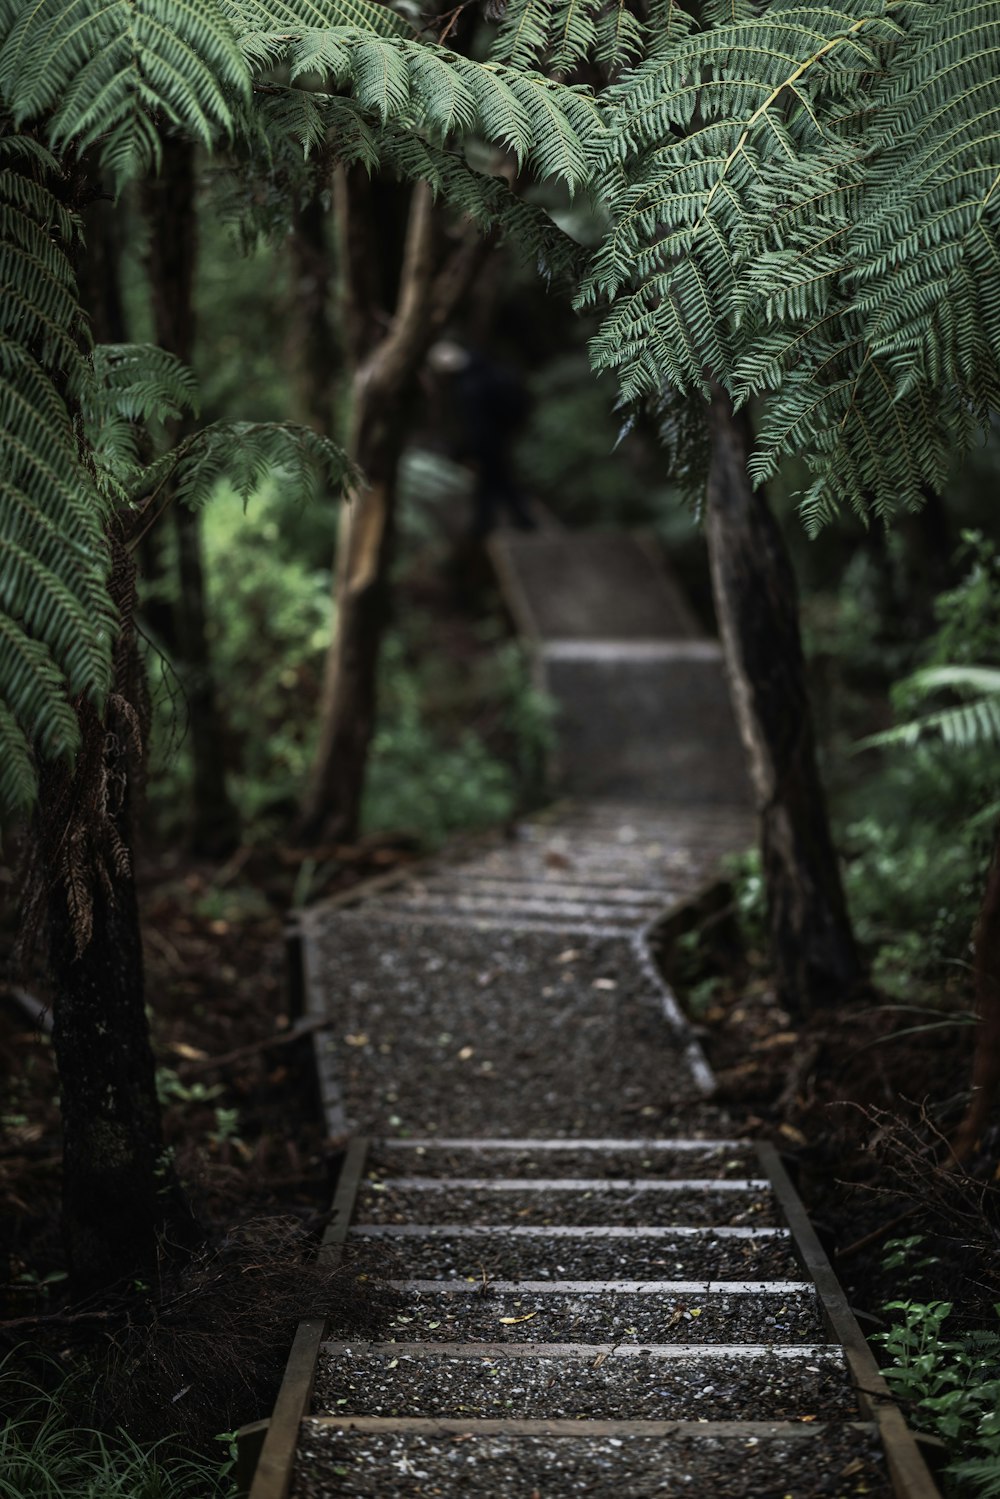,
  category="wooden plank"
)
[248,1317,326,1499]
[246,1139,370,1499]
[320,1340,845,1361]
[757,1142,941,1499]
[305,1415,874,1439]
[385,1277,812,1295]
